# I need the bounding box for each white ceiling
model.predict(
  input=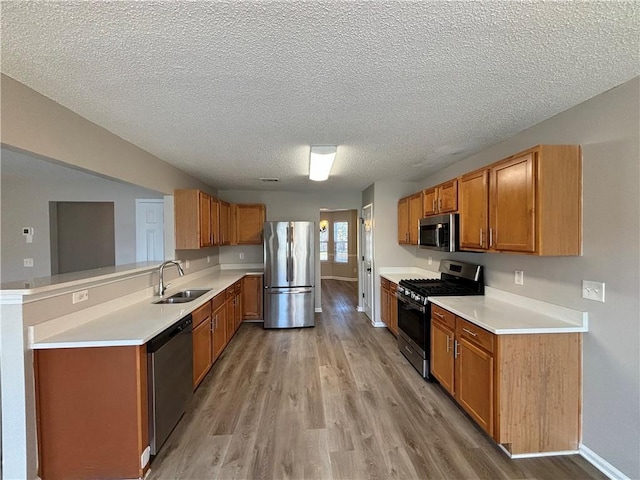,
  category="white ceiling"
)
[2,1,638,192]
